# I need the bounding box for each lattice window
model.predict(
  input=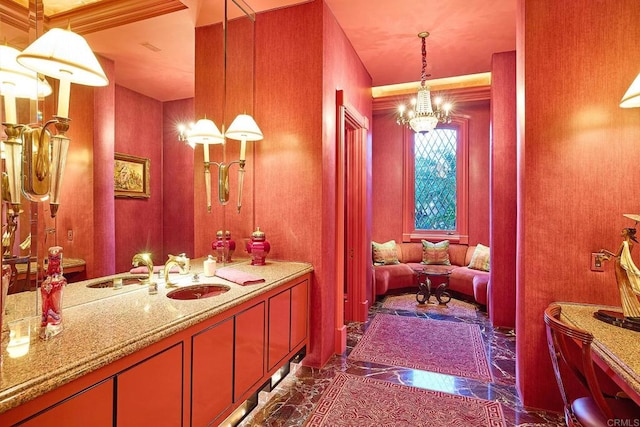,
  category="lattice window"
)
[414,129,458,231]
